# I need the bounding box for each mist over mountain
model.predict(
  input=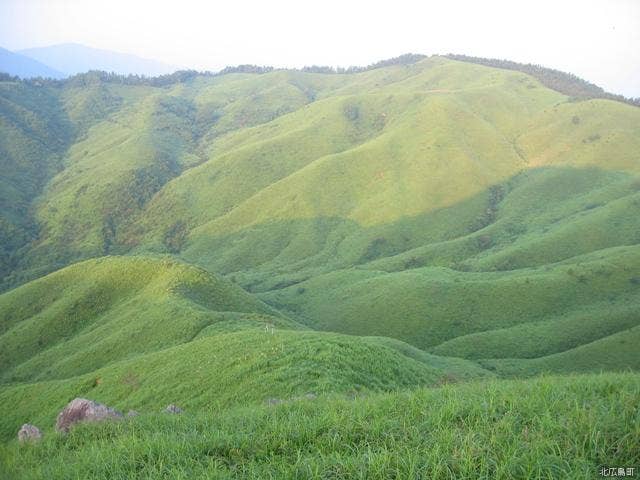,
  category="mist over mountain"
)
[0,47,65,79]
[16,43,178,77]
